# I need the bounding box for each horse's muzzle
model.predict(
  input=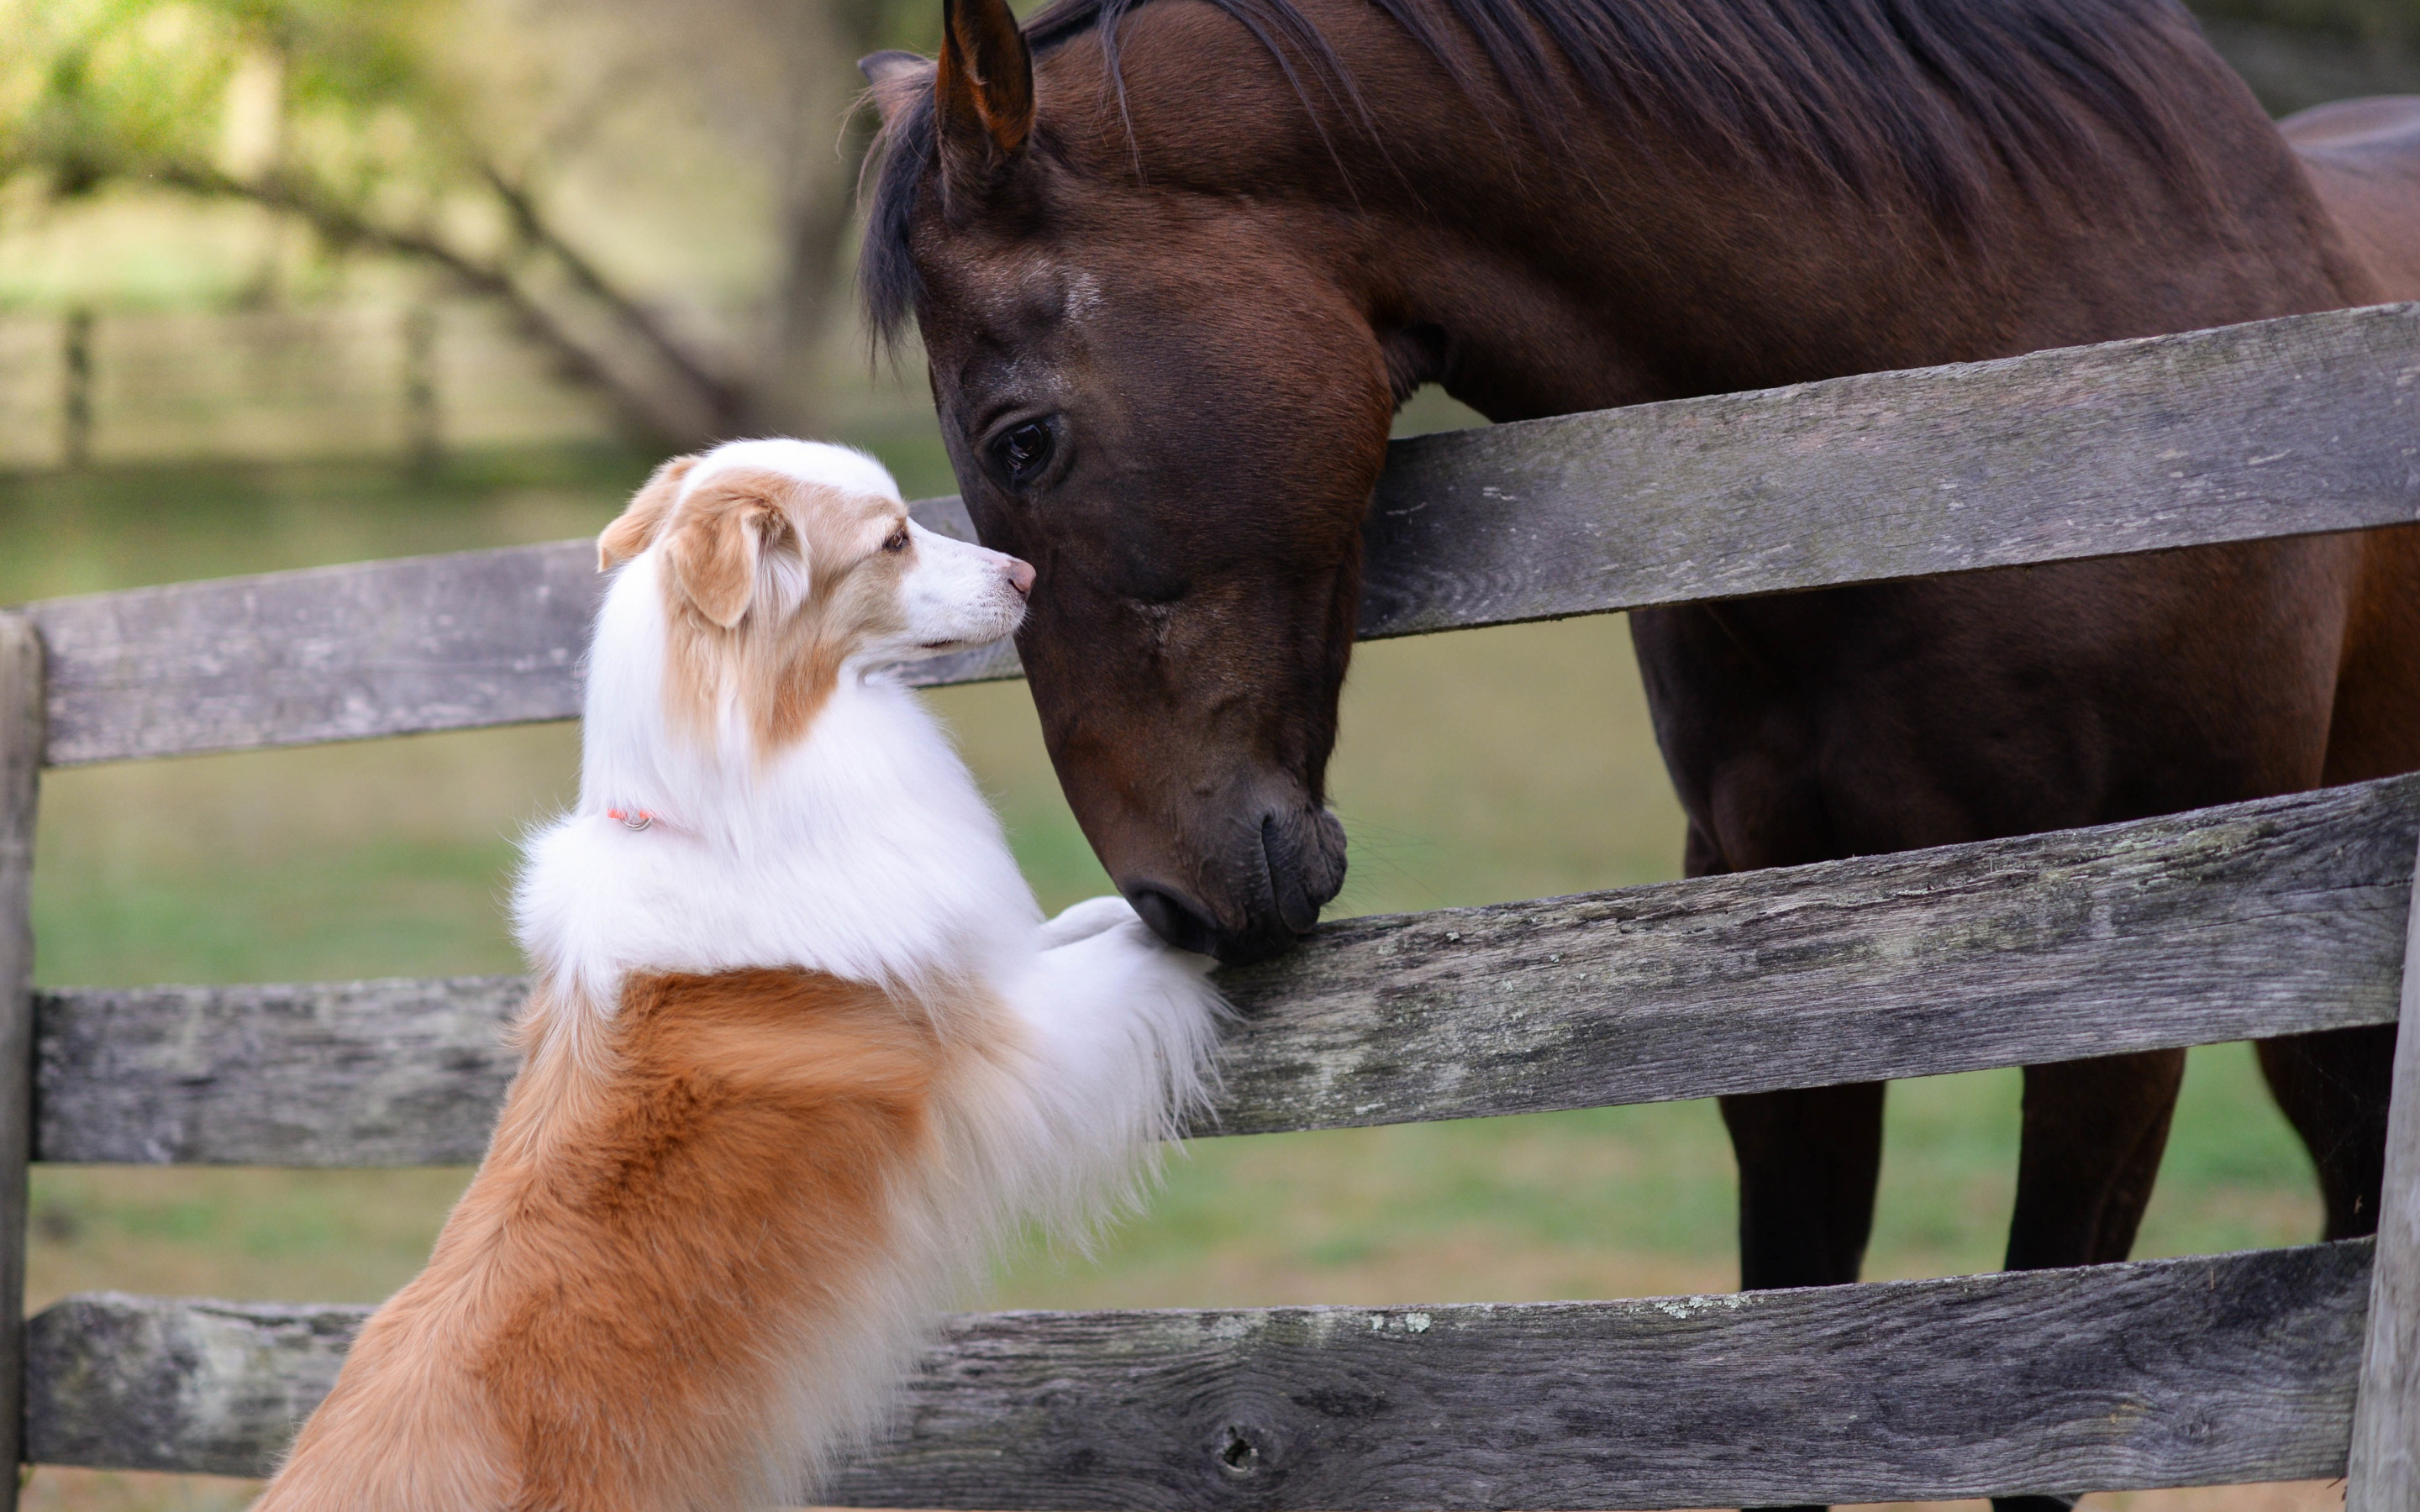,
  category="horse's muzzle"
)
[1123,803,1346,967]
